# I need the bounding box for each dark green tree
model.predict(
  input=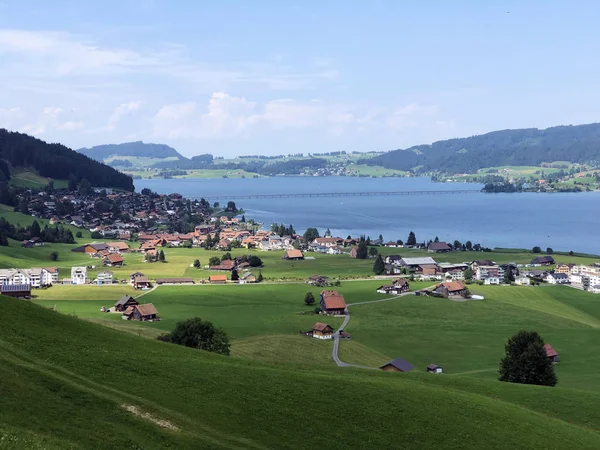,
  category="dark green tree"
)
[257,271,264,283]
[158,317,230,356]
[355,241,368,259]
[373,254,385,275]
[465,240,473,251]
[368,247,378,257]
[499,330,557,387]
[304,292,315,306]
[503,268,515,284]
[406,231,417,246]
[209,256,221,266]
[49,251,59,261]
[532,246,541,253]
[158,249,165,262]
[463,267,474,281]
[546,247,553,254]
[30,220,41,238]
[303,227,320,243]
[221,252,232,261]
[241,215,246,223]
[247,255,263,267]
[231,269,239,281]
[75,231,83,238]
[193,259,201,268]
